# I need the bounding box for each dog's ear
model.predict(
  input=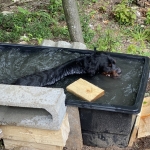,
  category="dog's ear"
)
[107,56,116,64]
